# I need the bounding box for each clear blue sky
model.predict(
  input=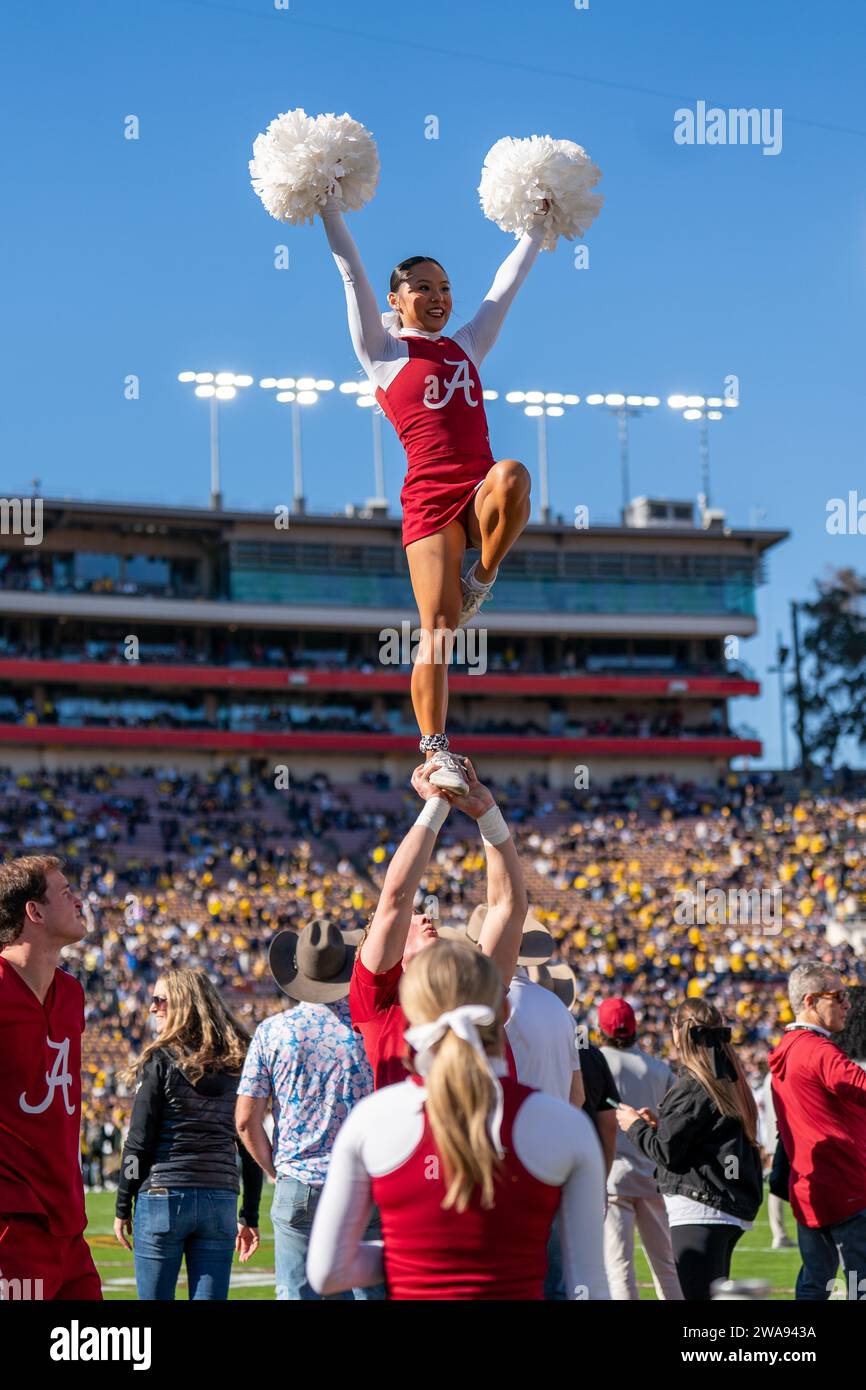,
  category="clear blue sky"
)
[3,0,866,766]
